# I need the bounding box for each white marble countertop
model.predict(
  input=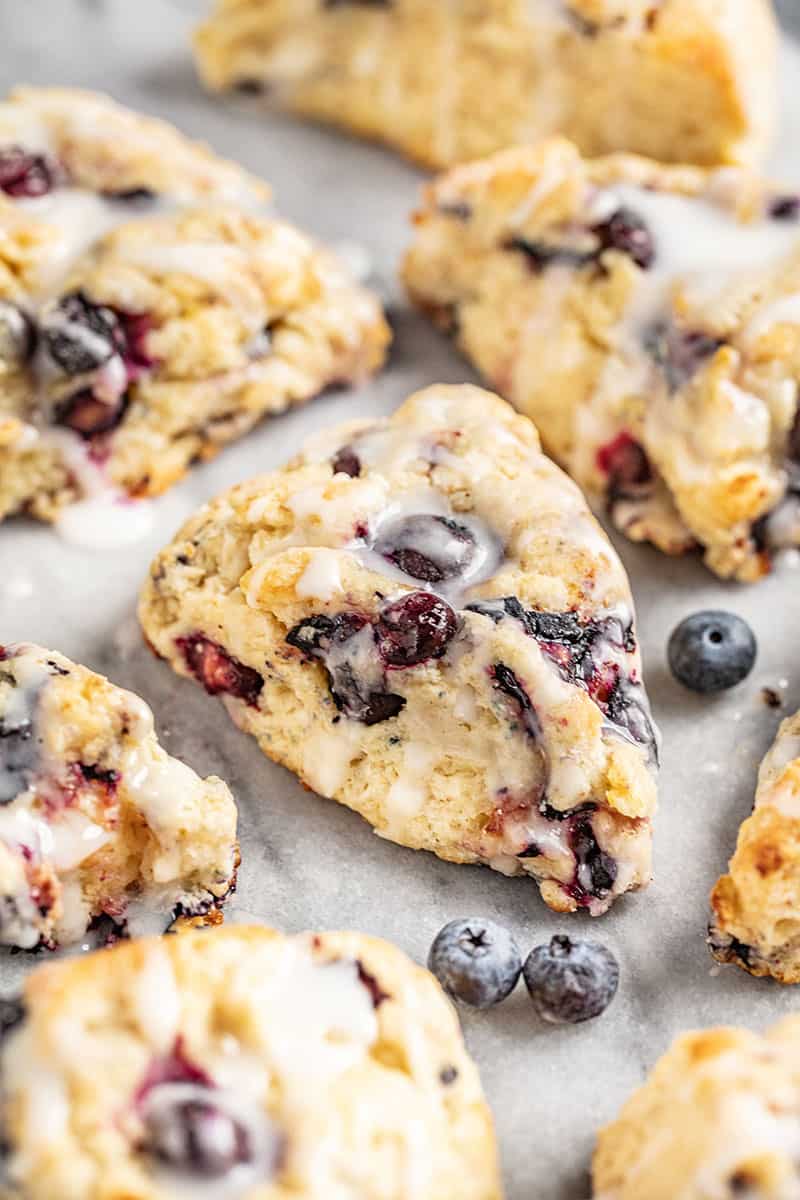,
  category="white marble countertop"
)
[2,3,800,1197]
